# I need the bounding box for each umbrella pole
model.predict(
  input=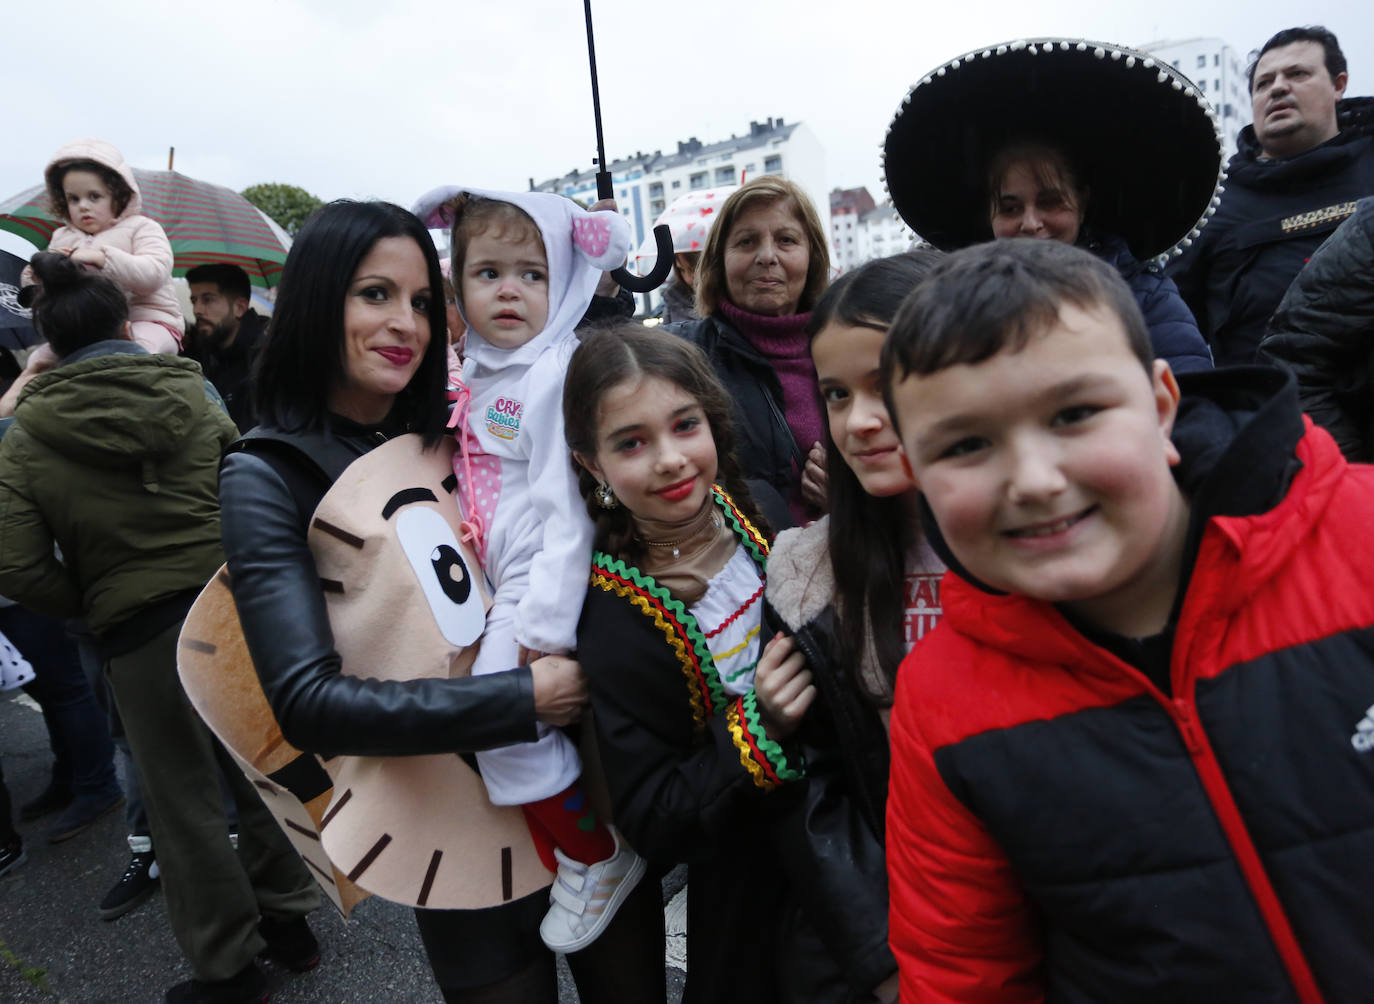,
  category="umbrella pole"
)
[168,147,175,171]
[582,0,612,201]
[581,0,672,294]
